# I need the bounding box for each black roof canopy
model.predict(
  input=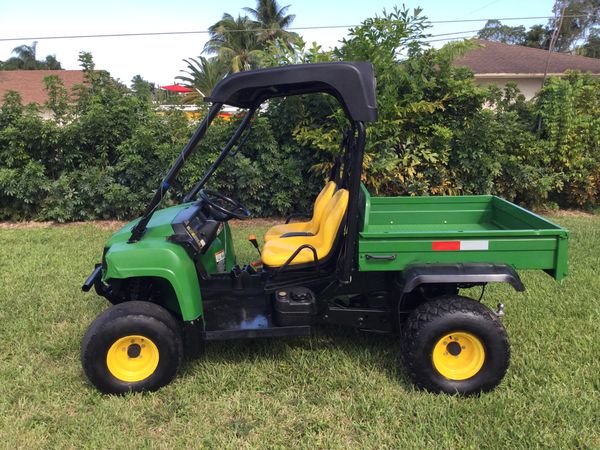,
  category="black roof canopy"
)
[206,62,378,122]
